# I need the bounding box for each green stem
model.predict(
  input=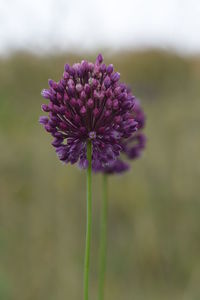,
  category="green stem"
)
[84,141,92,300]
[98,174,108,300]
